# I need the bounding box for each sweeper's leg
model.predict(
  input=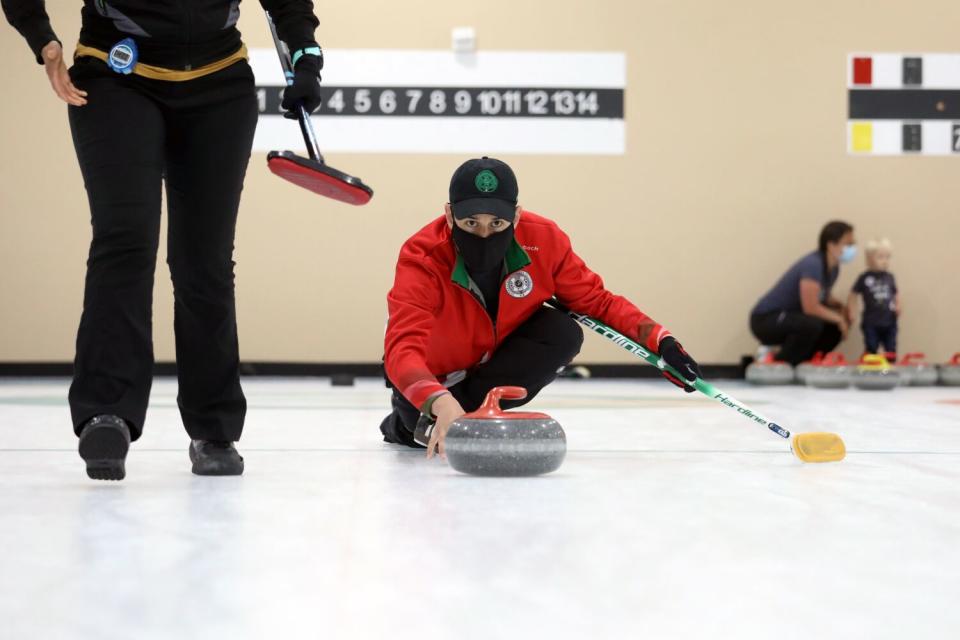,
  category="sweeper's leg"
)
[164,62,257,446]
[67,70,165,443]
